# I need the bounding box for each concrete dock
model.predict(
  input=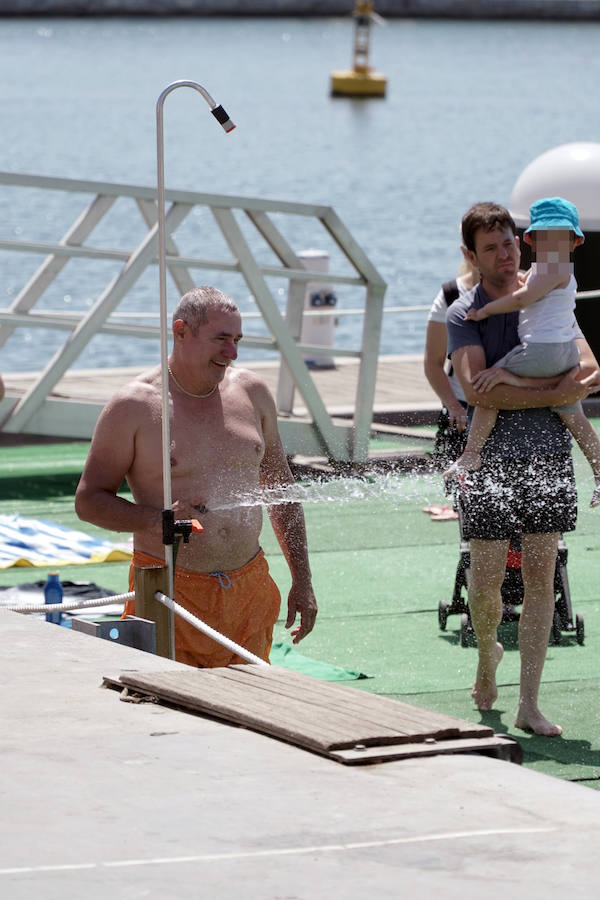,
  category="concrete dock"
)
[2,608,600,899]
